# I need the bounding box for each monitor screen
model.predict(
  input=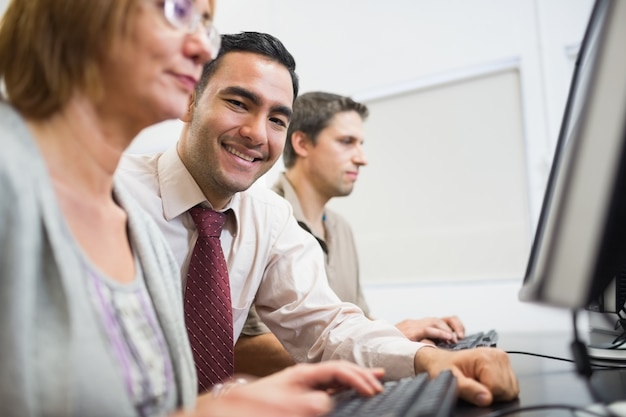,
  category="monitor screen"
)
[518,0,626,309]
